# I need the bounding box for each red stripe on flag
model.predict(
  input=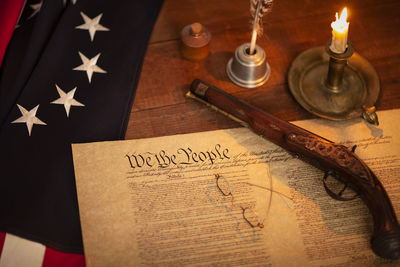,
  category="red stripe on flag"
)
[0,0,25,67]
[0,232,5,258]
[42,247,86,267]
